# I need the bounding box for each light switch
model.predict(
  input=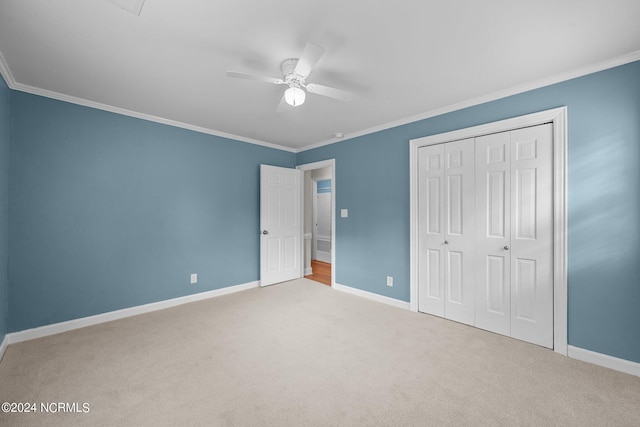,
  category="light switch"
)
[341,209,348,218]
